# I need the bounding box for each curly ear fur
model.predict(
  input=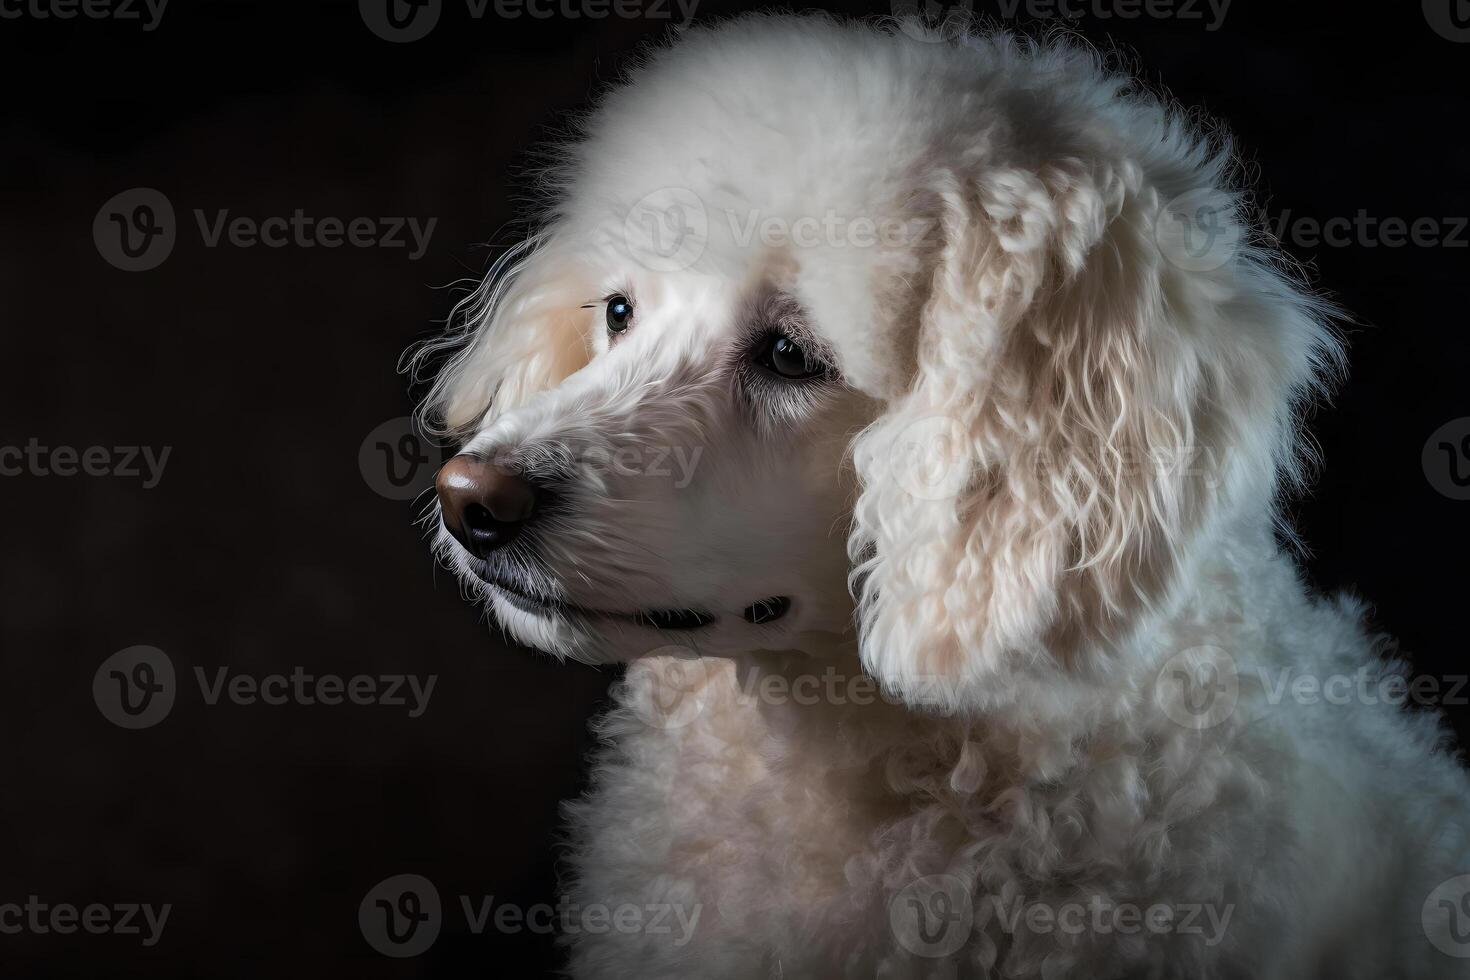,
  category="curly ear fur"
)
[850,134,1341,713]
[412,234,592,438]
